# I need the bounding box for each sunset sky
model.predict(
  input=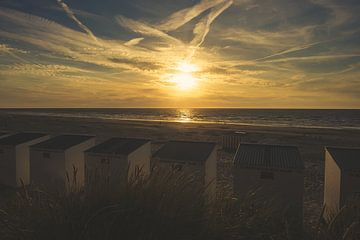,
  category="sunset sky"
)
[0,0,359,108]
